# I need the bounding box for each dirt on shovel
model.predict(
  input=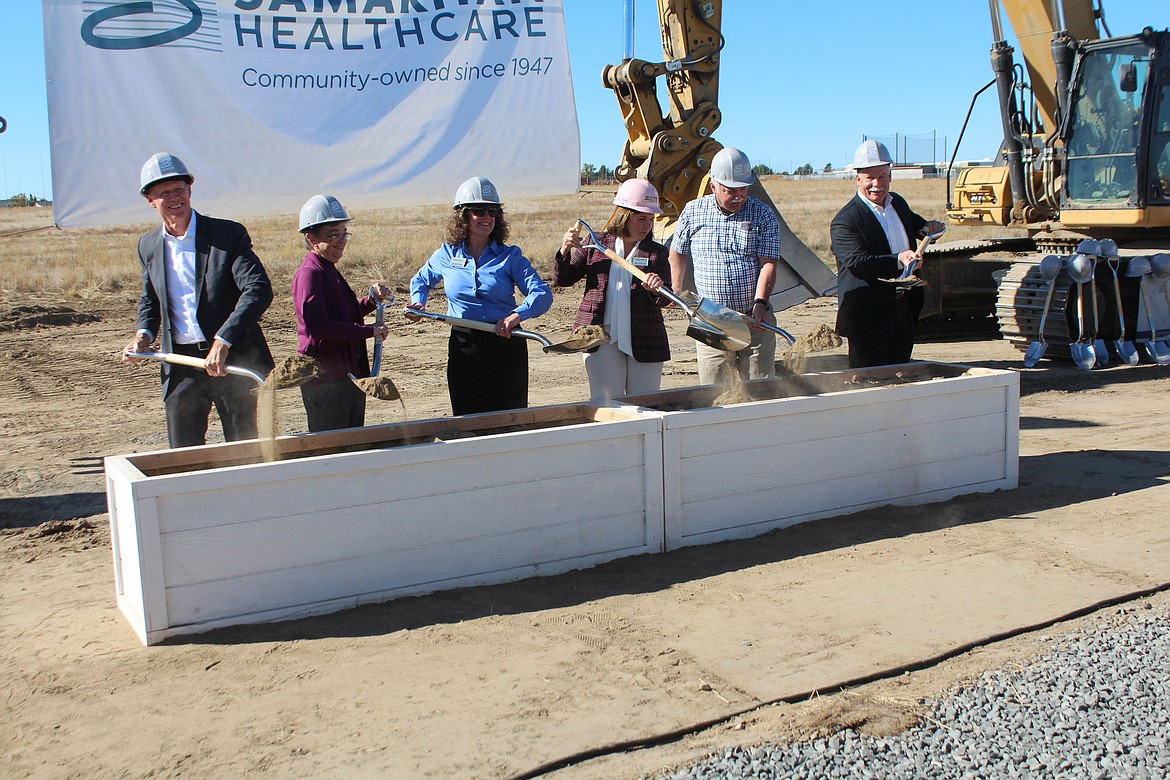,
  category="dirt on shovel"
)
[351,375,403,404]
